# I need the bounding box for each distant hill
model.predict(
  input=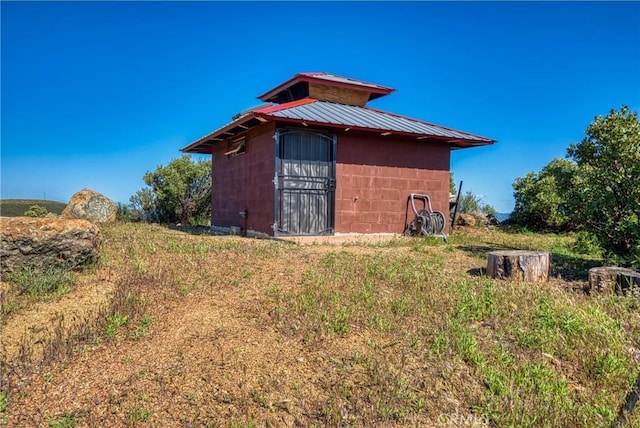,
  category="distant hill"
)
[496,212,512,222]
[0,199,67,217]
